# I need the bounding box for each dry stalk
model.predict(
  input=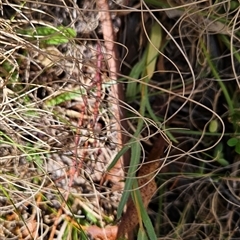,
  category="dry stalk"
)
[96,0,127,189]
